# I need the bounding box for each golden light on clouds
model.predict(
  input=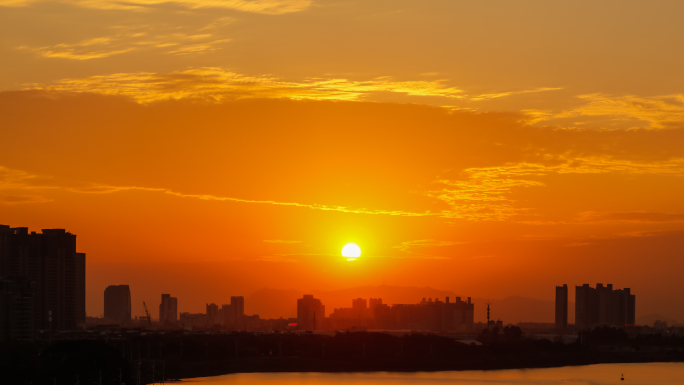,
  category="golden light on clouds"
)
[28,68,469,104]
[1,0,311,14]
[3,0,684,321]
